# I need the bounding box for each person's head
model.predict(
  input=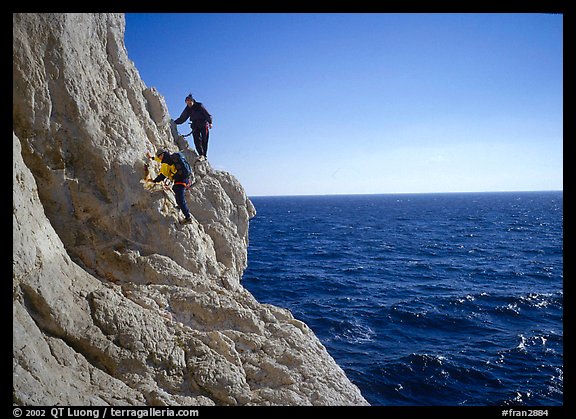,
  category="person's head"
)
[185,93,194,106]
[155,149,167,162]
